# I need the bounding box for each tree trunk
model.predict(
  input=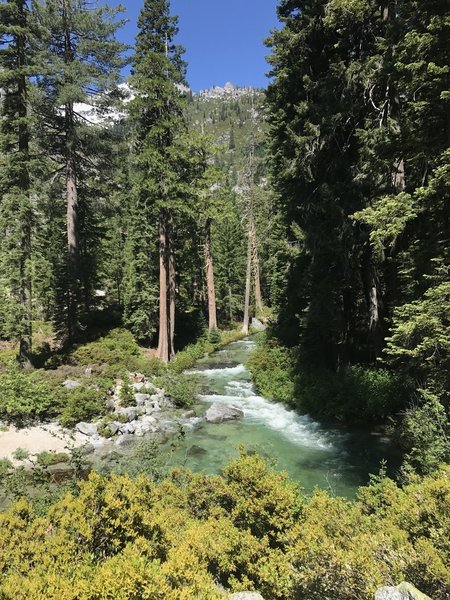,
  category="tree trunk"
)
[205,218,218,331]
[157,212,169,363]
[362,244,384,360]
[168,216,176,360]
[250,220,263,314]
[242,235,252,335]
[17,0,32,367]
